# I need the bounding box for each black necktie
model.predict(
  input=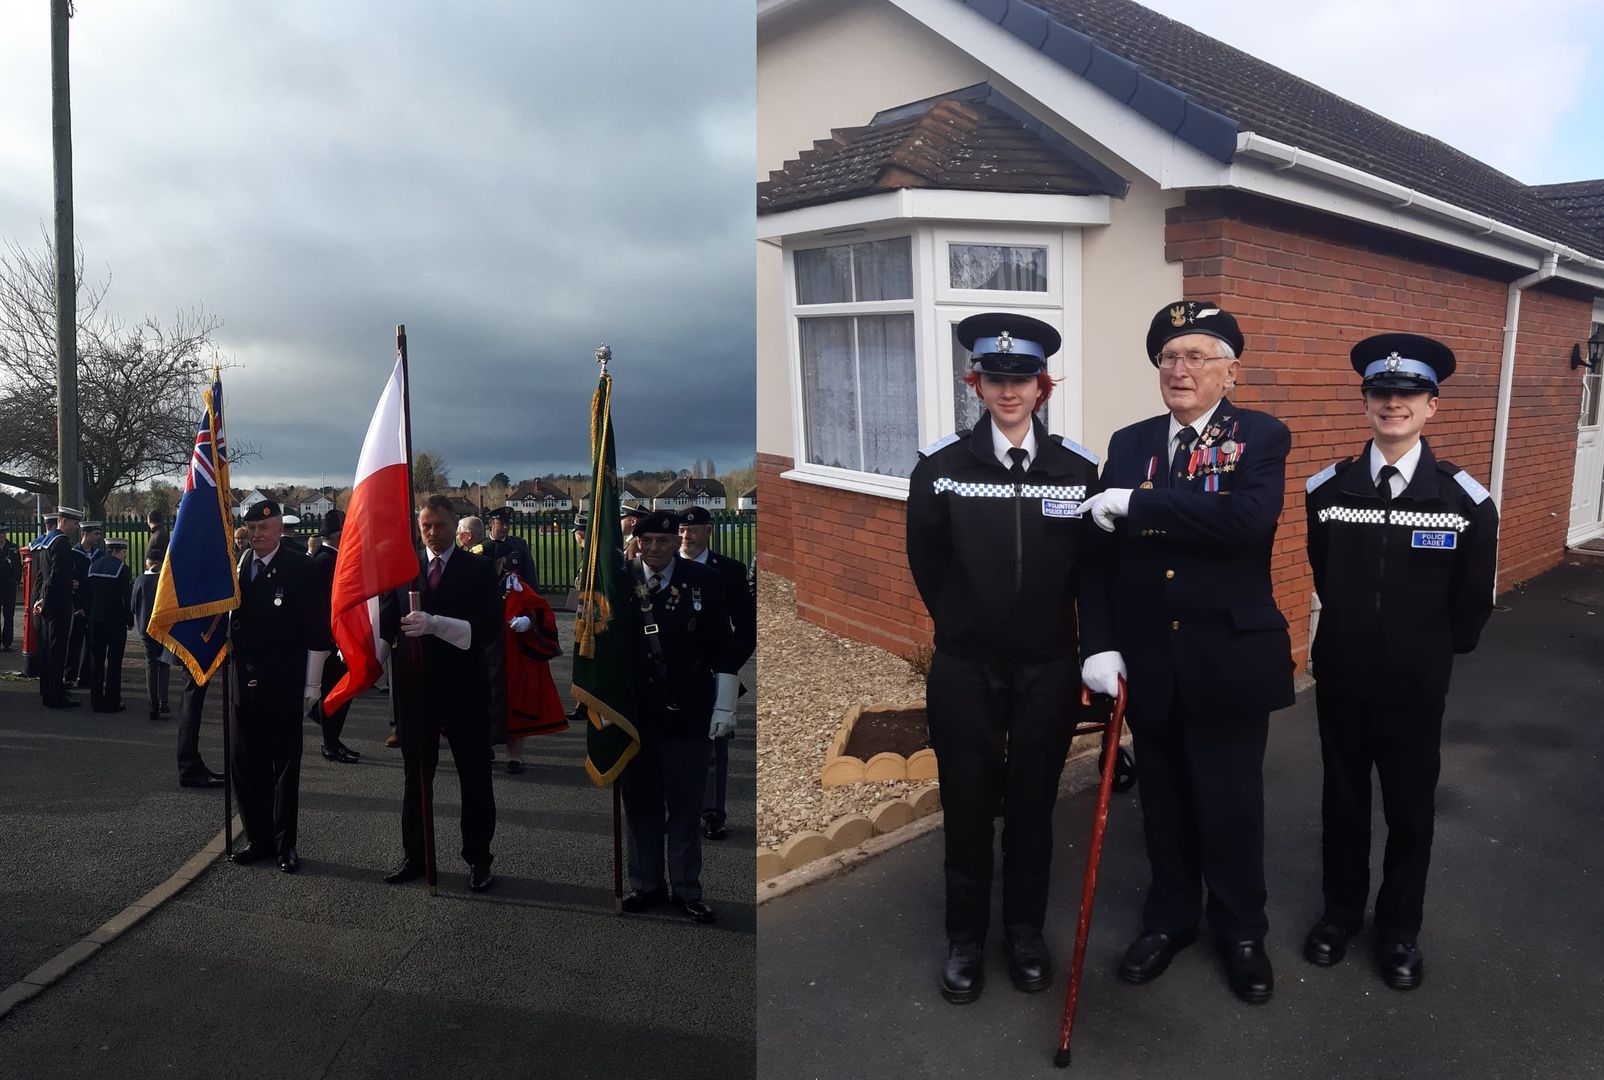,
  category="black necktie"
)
[1376,464,1399,504]
[1170,427,1198,487]
[252,558,265,584]
[650,572,663,594]
[1007,446,1028,481]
